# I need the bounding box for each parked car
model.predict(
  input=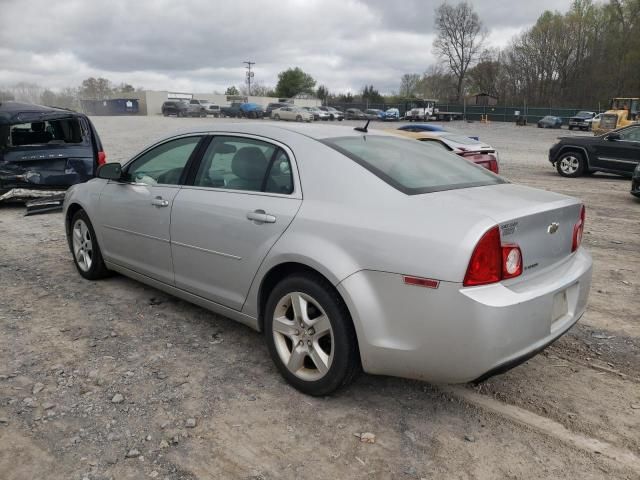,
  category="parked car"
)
[345,108,366,120]
[538,116,563,129]
[631,162,640,198]
[549,124,640,177]
[384,108,400,121]
[364,109,385,120]
[64,123,592,395]
[392,129,500,173]
[398,123,445,132]
[318,106,344,121]
[161,100,189,117]
[265,102,289,119]
[187,99,211,117]
[587,113,602,130]
[272,106,313,122]
[189,100,221,118]
[568,111,596,131]
[0,101,105,200]
[221,102,264,119]
[303,107,329,121]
